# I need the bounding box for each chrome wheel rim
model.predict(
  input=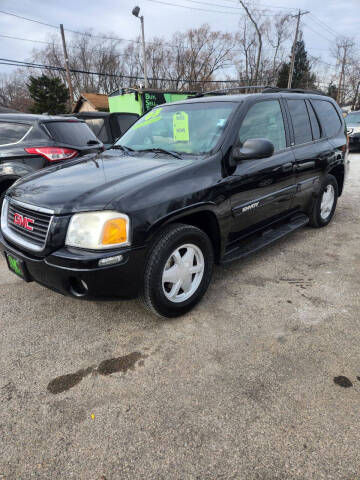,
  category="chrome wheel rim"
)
[320,184,335,220]
[162,243,204,303]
